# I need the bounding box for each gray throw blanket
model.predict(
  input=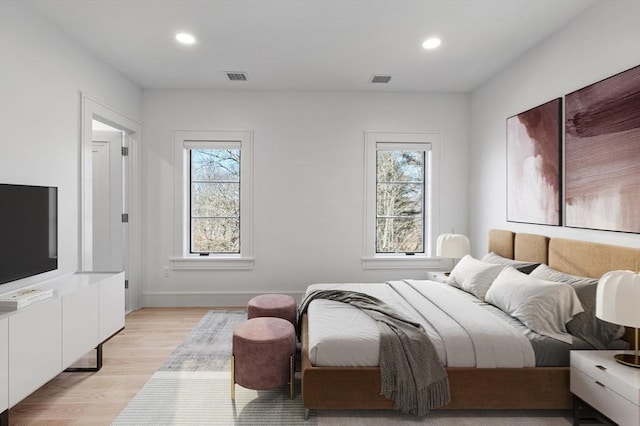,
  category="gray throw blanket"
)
[298,289,450,415]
